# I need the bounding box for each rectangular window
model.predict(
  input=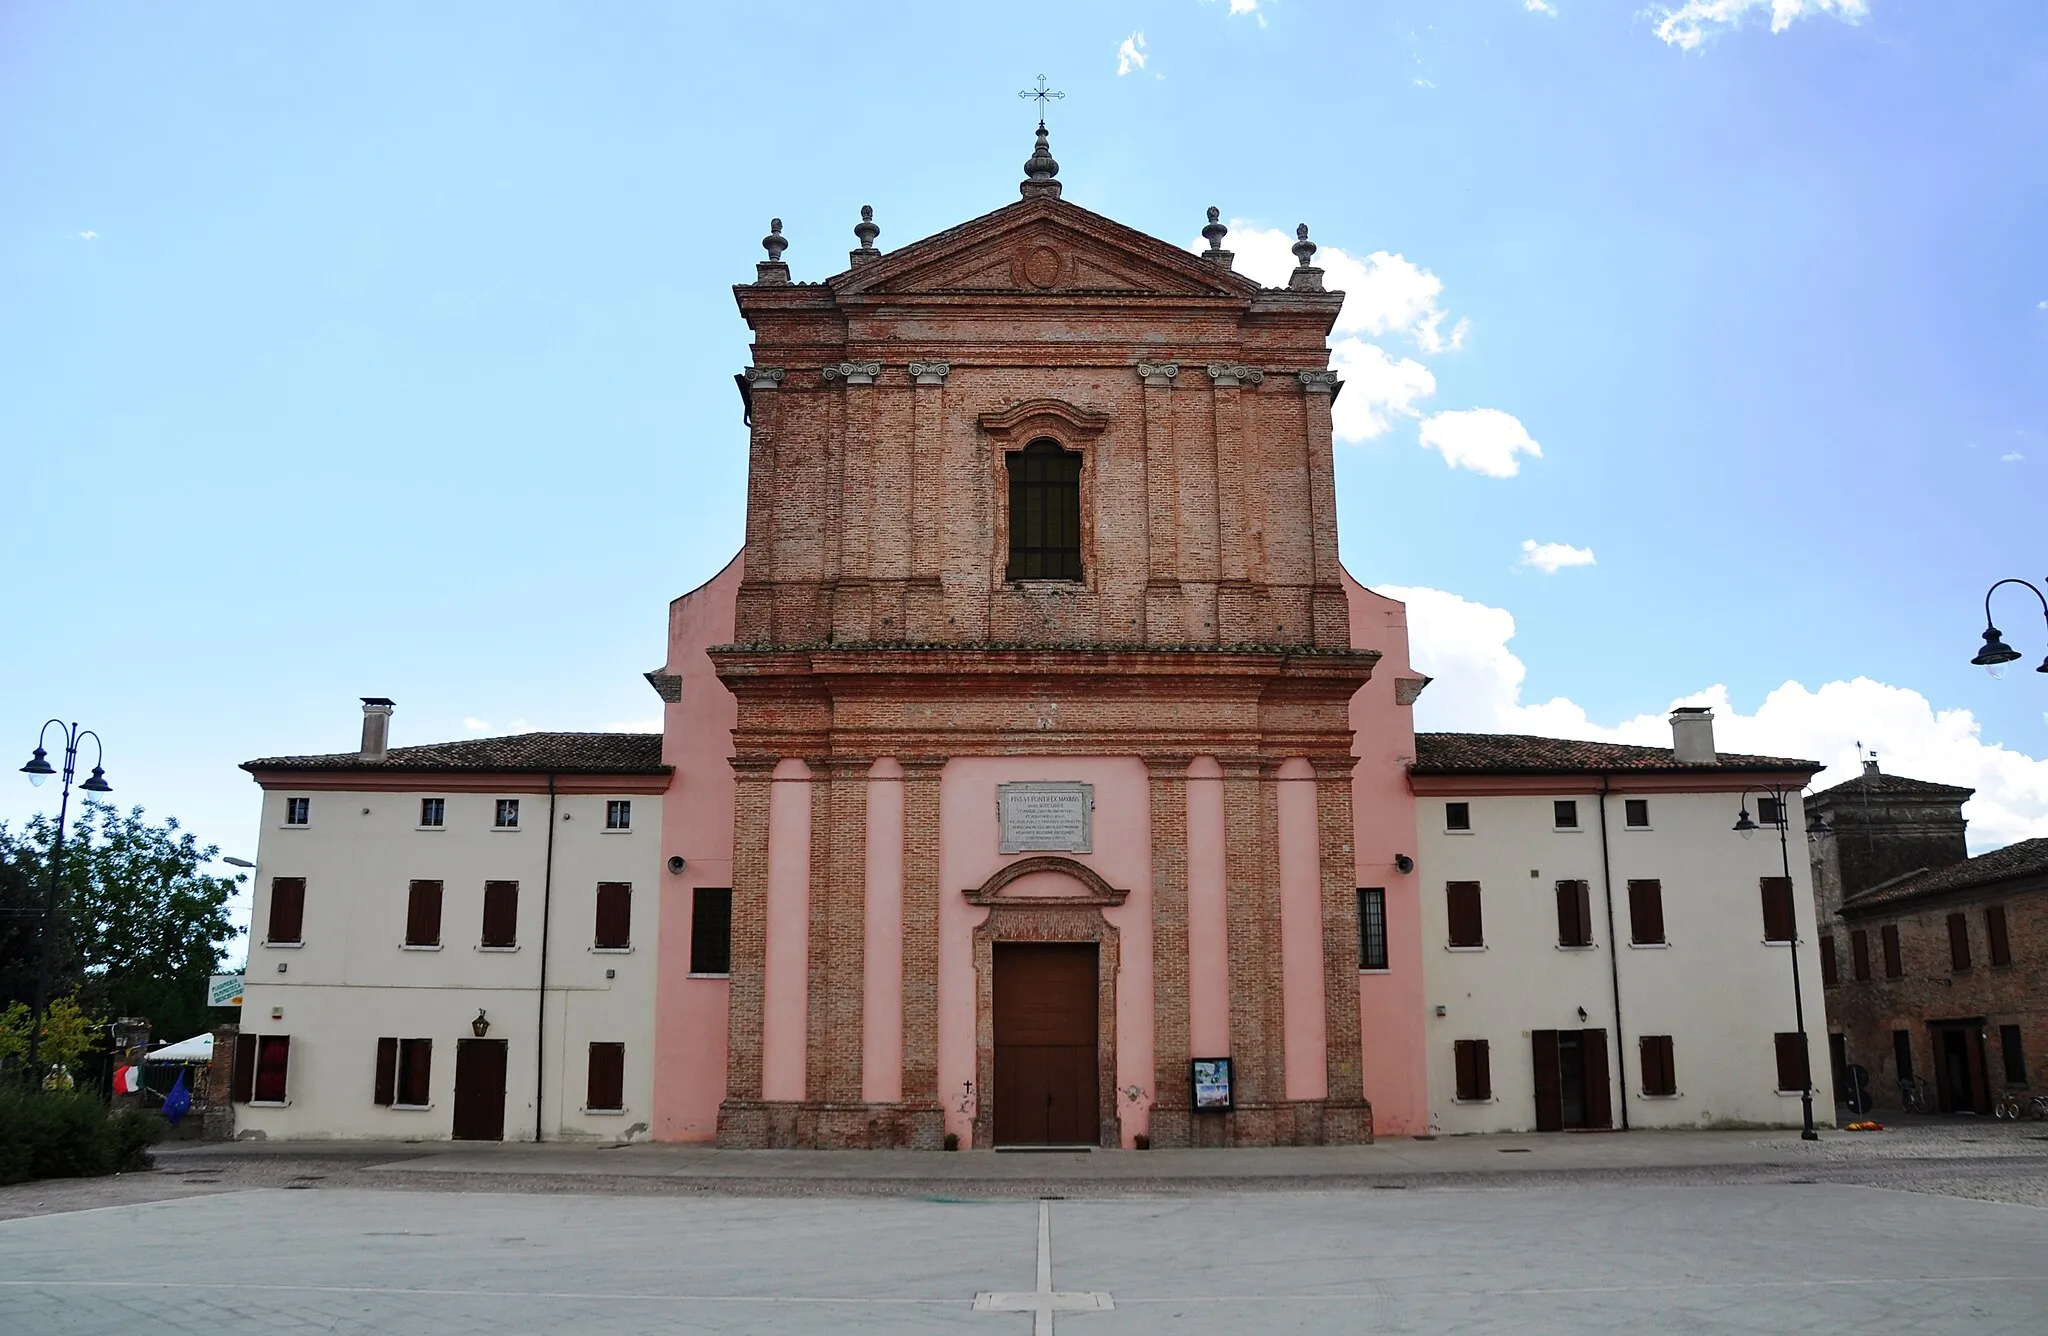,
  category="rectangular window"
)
[1757,796,1784,827]
[1819,934,1838,987]
[595,882,632,950]
[1004,439,1083,581]
[1882,924,1902,977]
[1986,905,2011,967]
[606,799,632,831]
[2000,1025,2027,1086]
[1851,929,1871,982]
[1947,912,1971,971]
[494,798,520,829]
[1639,1035,1677,1097]
[1556,880,1592,948]
[1444,801,1471,832]
[1623,798,1650,828]
[690,887,733,974]
[1453,1038,1491,1101]
[481,881,519,948]
[587,1042,626,1112]
[284,796,310,826]
[1356,888,1389,970]
[372,1037,432,1107]
[267,877,306,945]
[1893,1029,1914,1082]
[253,1034,291,1103]
[1446,882,1484,948]
[1553,800,1579,830]
[1774,1032,1810,1093]
[419,797,445,828]
[405,880,443,947]
[1628,879,1665,946]
[1760,877,1796,944]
